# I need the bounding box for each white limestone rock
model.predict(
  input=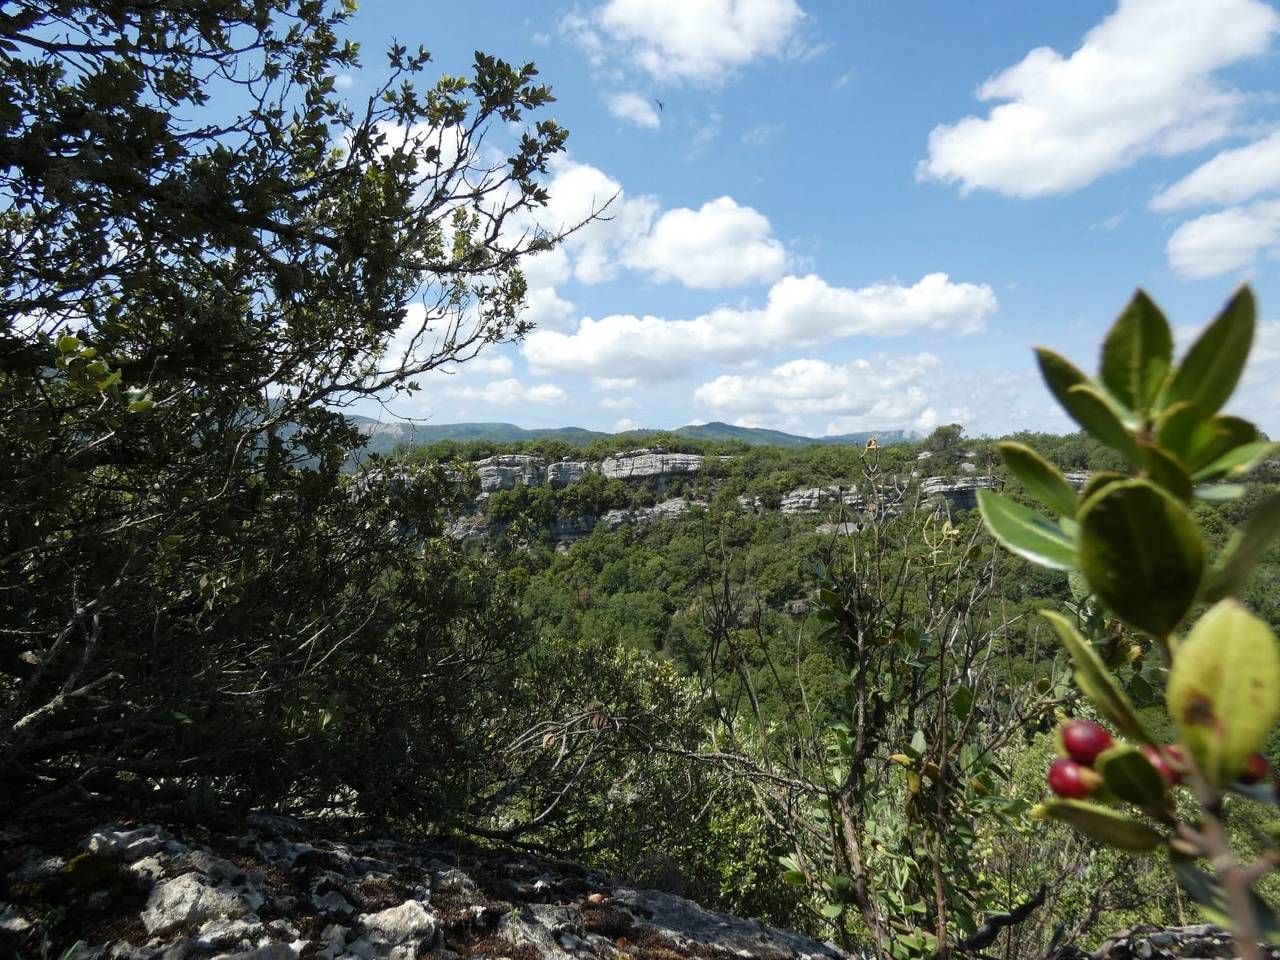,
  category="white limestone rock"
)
[358,899,436,945]
[142,873,257,936]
